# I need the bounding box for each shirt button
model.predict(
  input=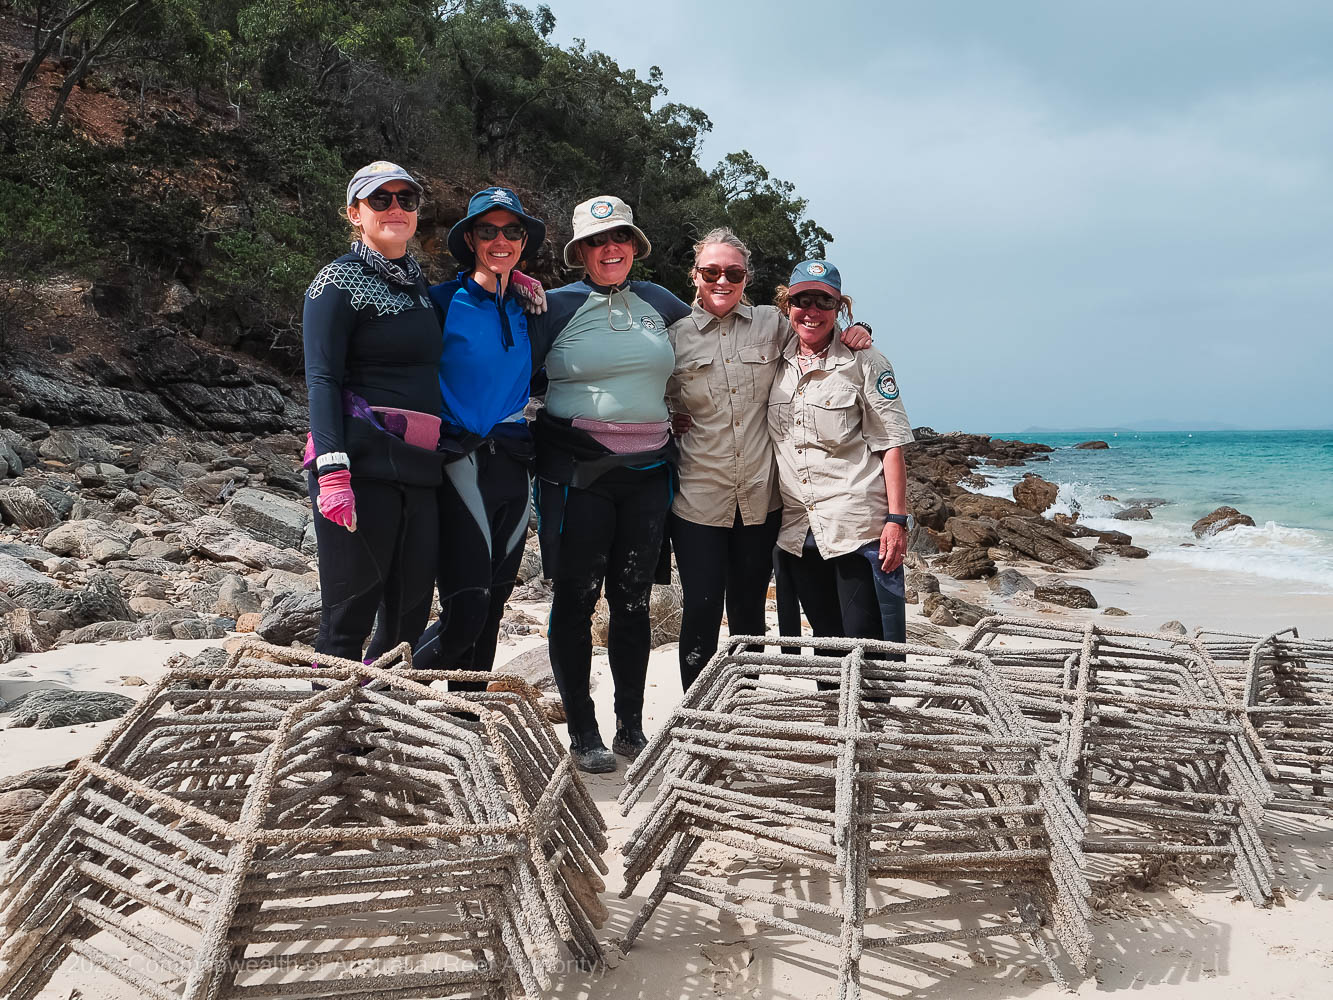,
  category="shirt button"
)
[795,419,801,425]
[807,504,815,511]
[802,478,808,484]
[730,388,736,393]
